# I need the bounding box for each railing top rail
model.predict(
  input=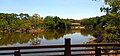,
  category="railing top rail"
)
[0,44,64,50]
[0,43,120,50]
[71,43,120,47]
